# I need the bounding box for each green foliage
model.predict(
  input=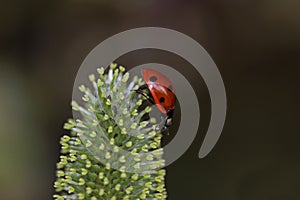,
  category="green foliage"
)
[54,64,167,200]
